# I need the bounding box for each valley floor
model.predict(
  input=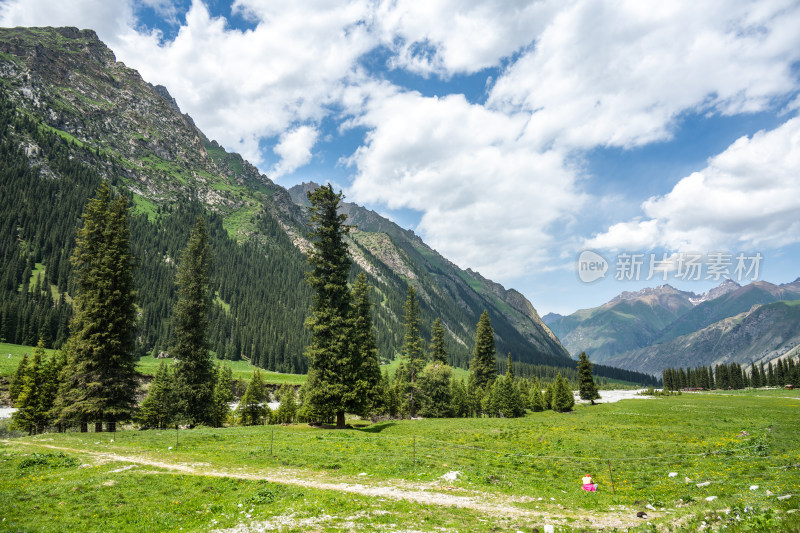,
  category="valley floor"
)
[2,390,800,532]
